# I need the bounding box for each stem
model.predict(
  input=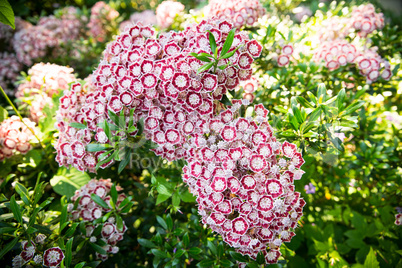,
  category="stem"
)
[0,85,46,151]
